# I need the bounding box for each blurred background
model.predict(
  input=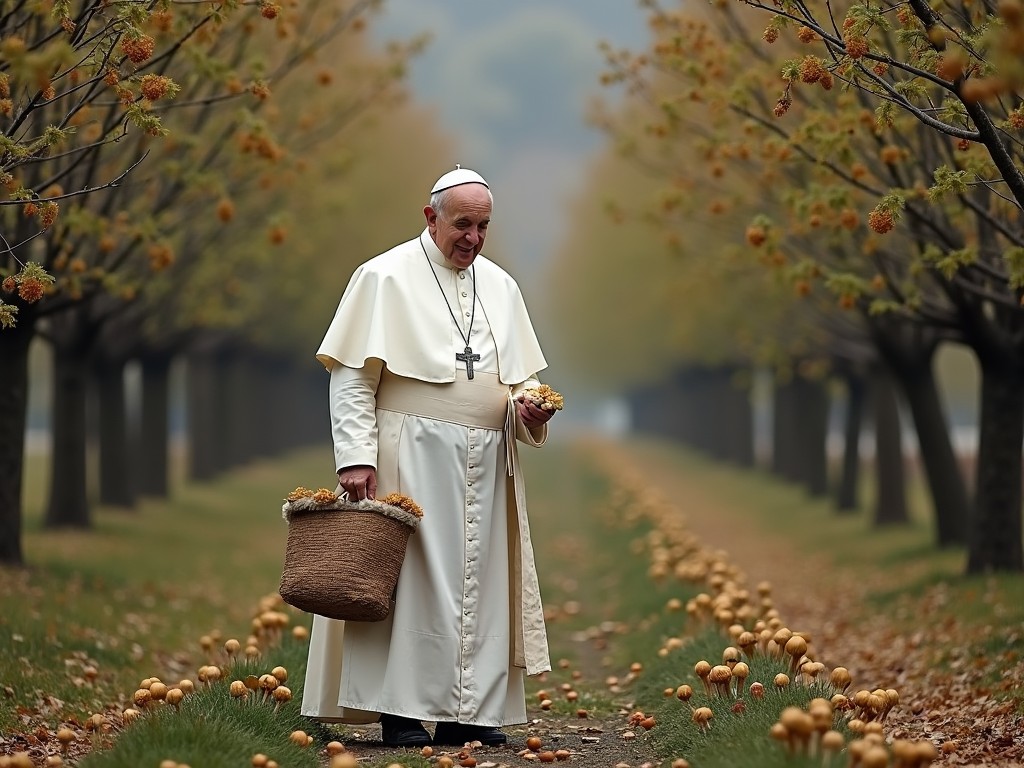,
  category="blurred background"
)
[7,0,1018,571]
